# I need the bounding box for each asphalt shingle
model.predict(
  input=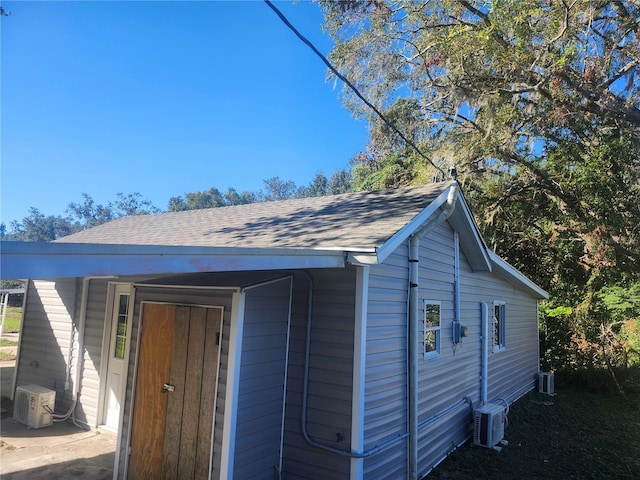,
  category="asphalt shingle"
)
[56,182,454,250]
